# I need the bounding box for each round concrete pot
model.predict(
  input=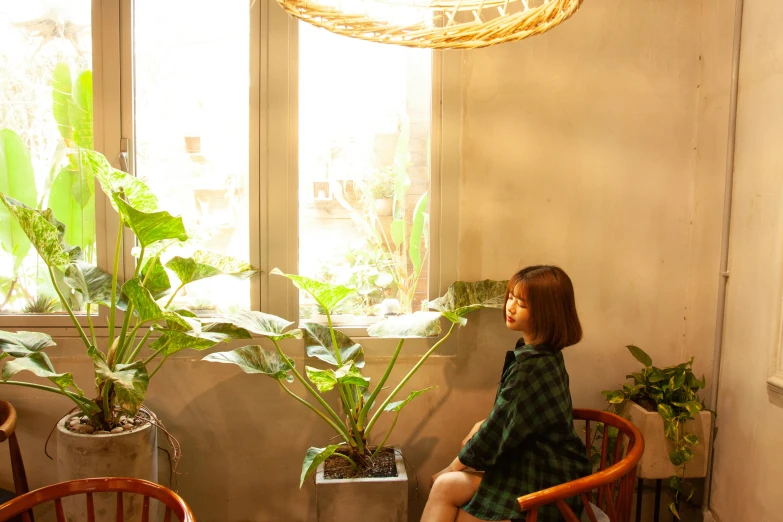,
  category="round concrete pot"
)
[56,414,158,522]
[315,446,407,522]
